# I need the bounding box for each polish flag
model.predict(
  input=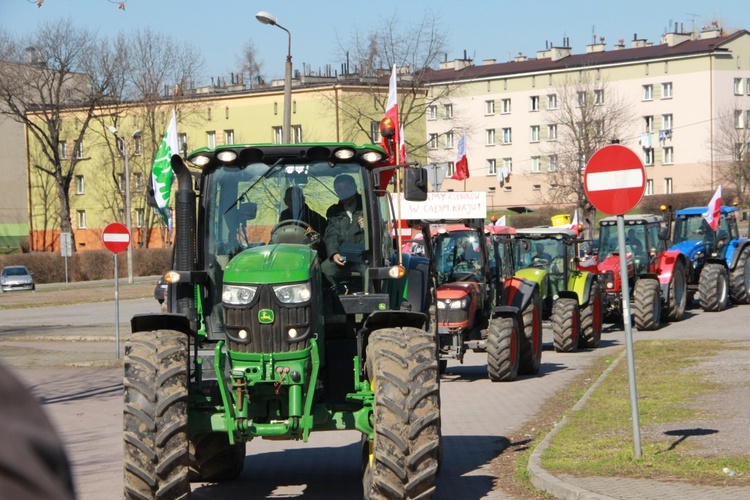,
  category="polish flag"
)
[381,65,400,161]
[703,185,722,231]
[569,210,579,235]
[451,133,469,180]
[399,123,407,162]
